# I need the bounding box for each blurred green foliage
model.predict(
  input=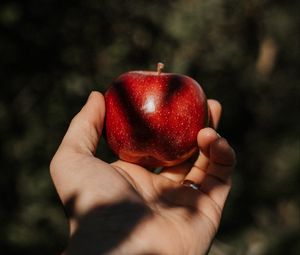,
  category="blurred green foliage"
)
[0,0,299,254]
